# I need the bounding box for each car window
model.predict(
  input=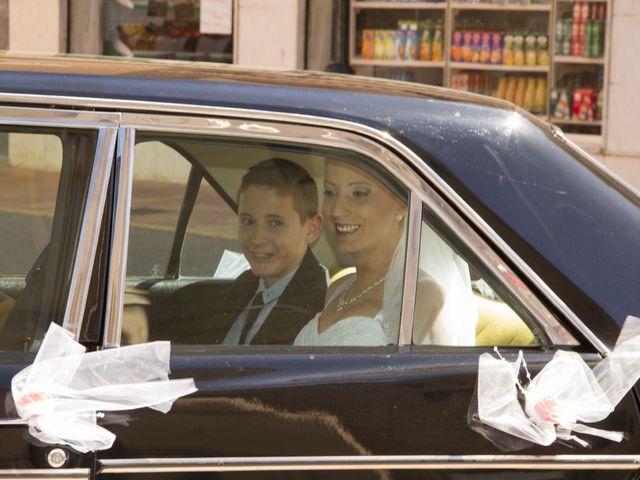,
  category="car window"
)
[127,141,191,279]
[0,128,97,351]
[414,204,544,347]
[122,133,409,348]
